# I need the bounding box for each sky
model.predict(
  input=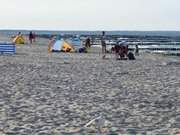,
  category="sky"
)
[0,0,180,31]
